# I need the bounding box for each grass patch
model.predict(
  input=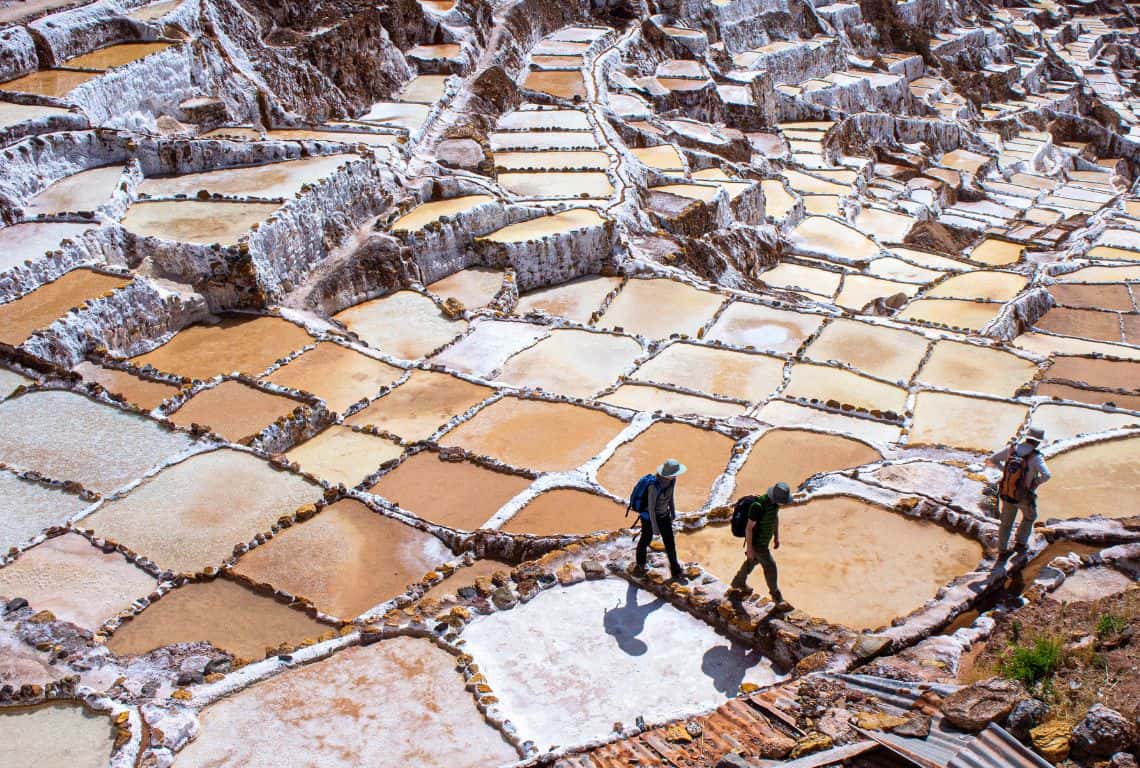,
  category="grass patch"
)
[1000,636,1063,689]
[1096,614,1127,637]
